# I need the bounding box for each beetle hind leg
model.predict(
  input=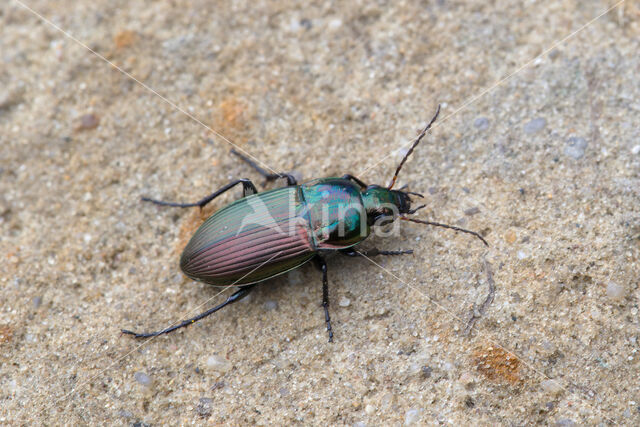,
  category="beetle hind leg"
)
[313,255,333,343]
[141,178,258,209]
[121,285,255,338]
